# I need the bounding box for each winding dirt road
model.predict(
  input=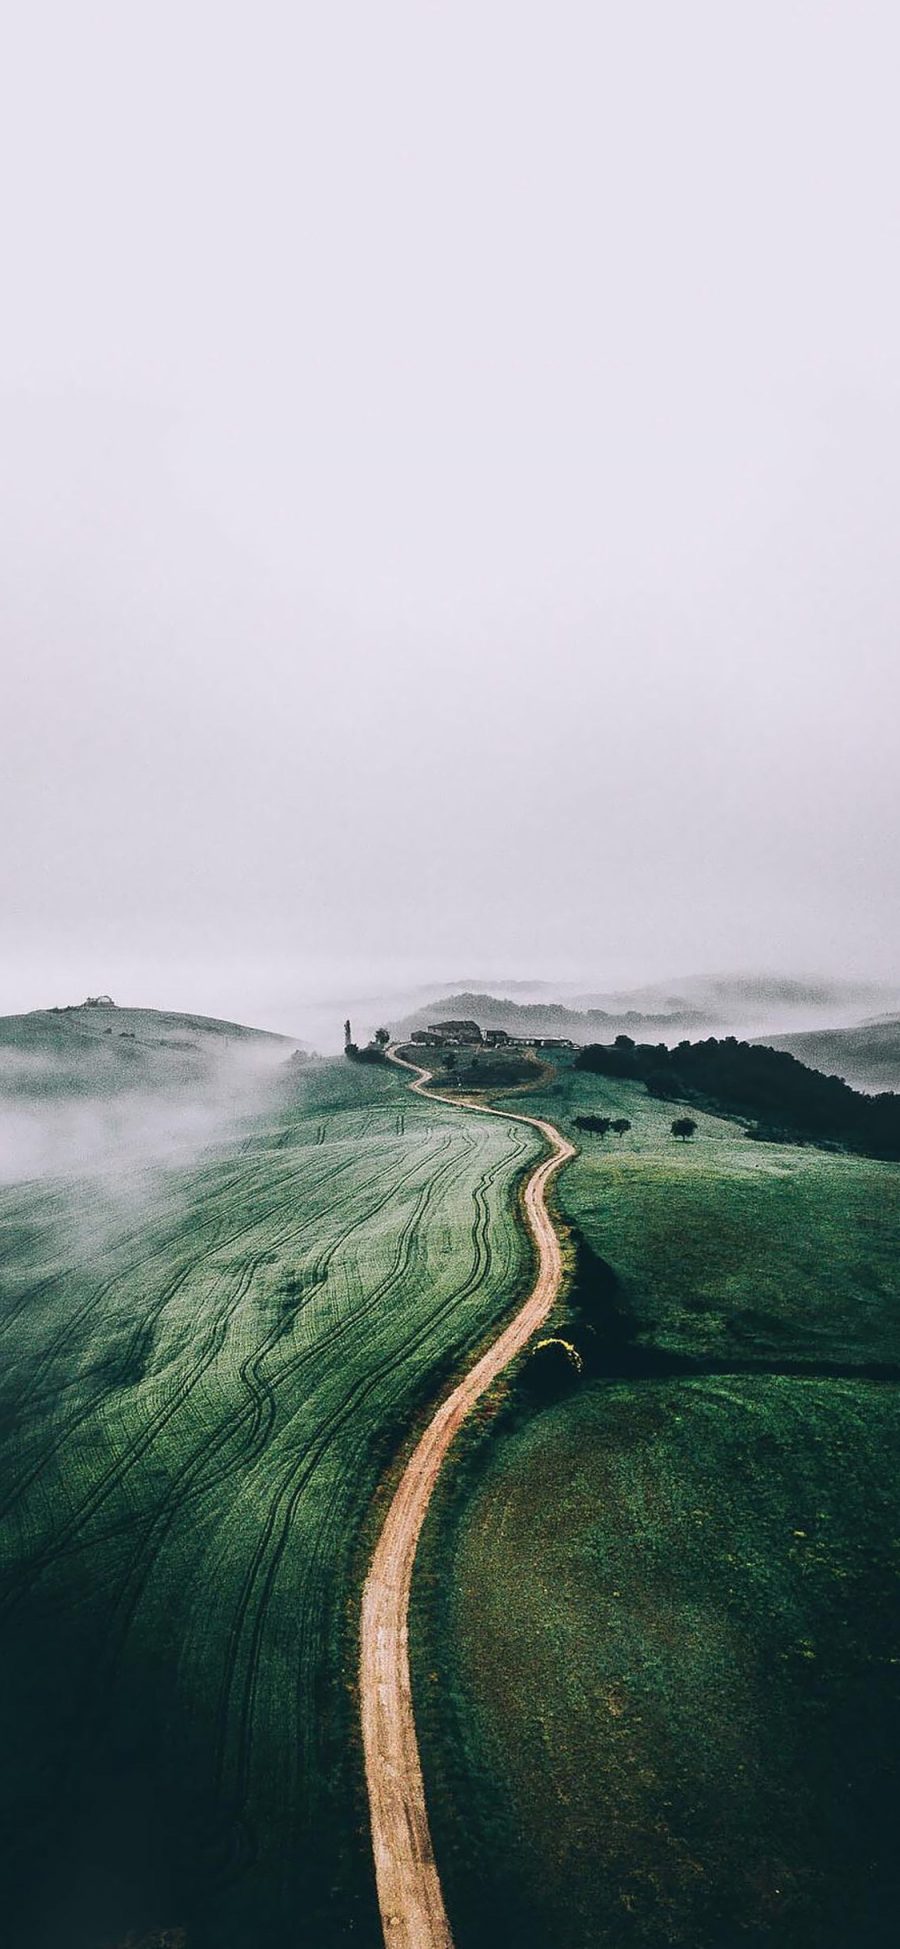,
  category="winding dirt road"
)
[360,1052,575,1949]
